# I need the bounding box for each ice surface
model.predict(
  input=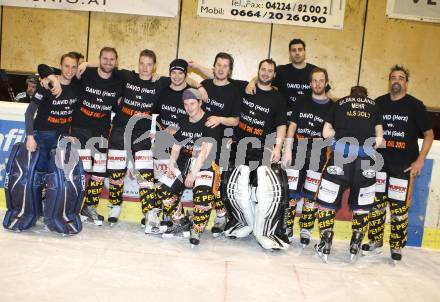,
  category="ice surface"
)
[1,210,439,302]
